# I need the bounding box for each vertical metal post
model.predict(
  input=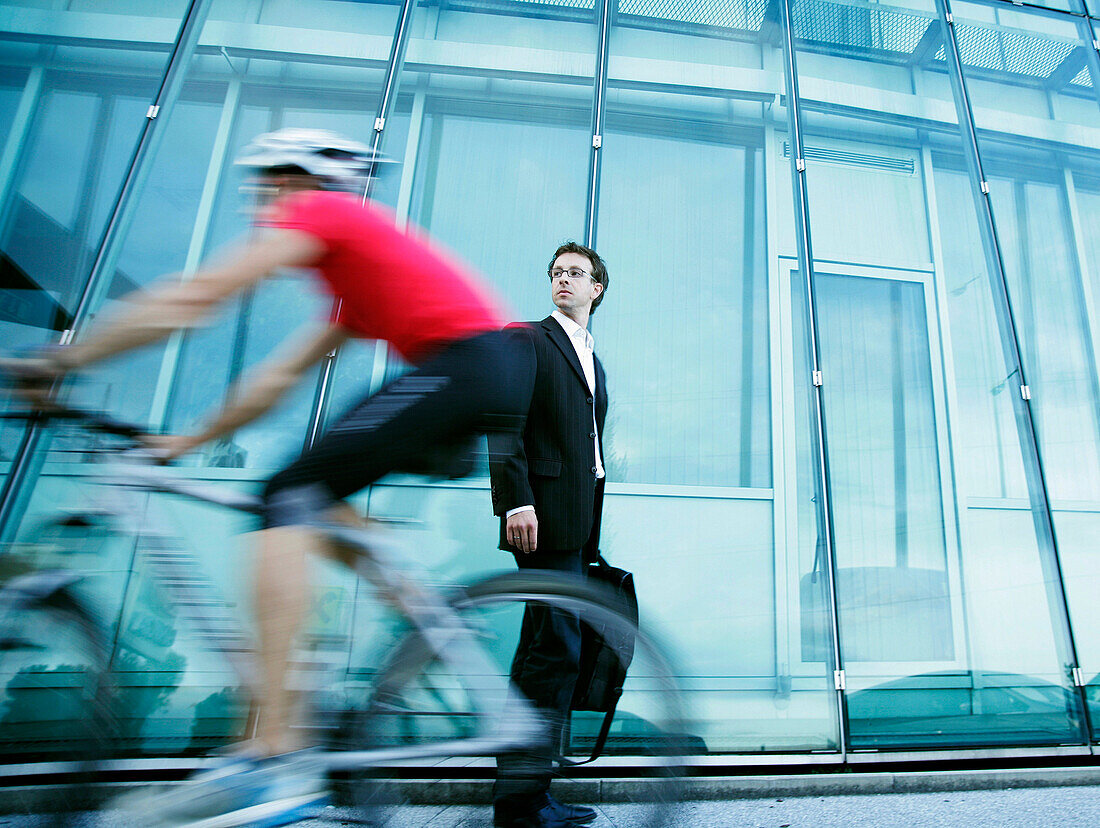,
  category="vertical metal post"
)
[304,0,419,450]
[0,0,211,543]
[936,0,1093,742]
[1082,19,1100,113]
[779,0,849,756]
[0,65,45,237]
[583,0,613,250]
